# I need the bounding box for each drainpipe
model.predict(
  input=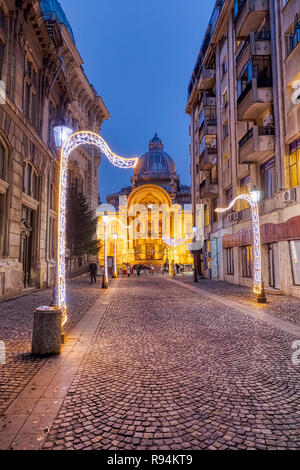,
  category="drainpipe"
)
[270,0,283,191]
[48,57,64,97]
